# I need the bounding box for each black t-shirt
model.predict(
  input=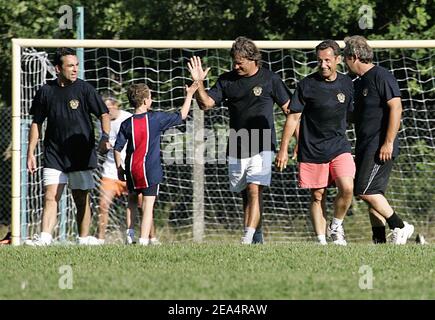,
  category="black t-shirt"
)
[353,66,401,157]
[208,67,290,158]
[290,72,354,163]
[30,79,109,172]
